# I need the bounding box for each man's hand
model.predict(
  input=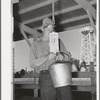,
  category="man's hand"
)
[48,52,56,60]
[56,52,71,61]
[56,53,64,61]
